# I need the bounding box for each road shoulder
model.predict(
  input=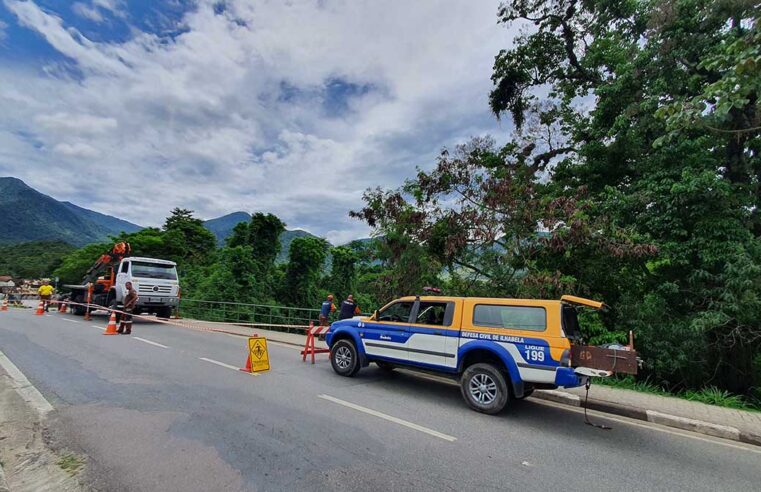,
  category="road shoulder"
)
[0,352,85,492]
